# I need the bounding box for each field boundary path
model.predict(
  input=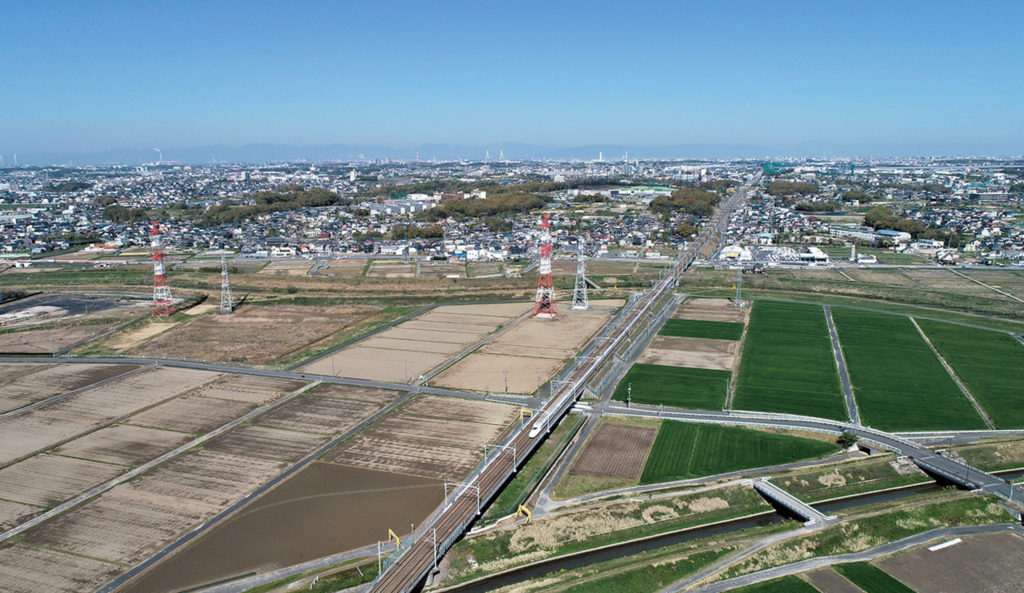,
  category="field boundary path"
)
[0,380,323,543]
[673,523,1024,593]
[909,316,996,429]
[823,305,859,425]
[949,268,1023,303]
